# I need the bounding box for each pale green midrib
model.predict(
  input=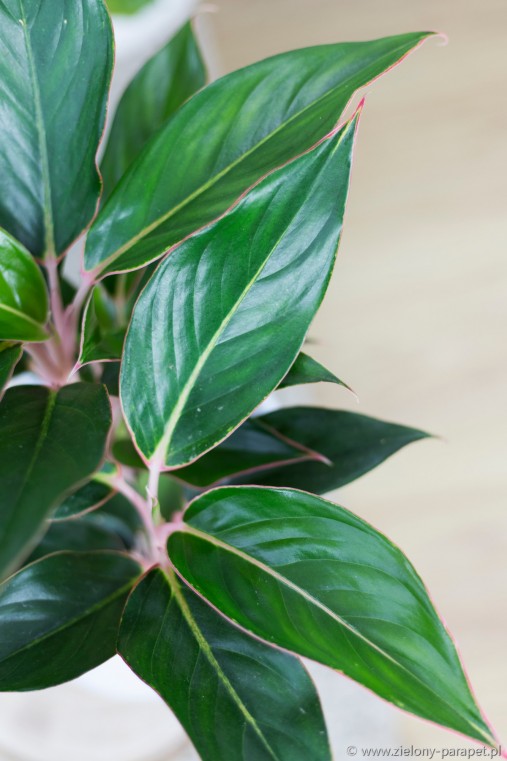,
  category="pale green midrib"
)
[0,302,47,331]
[0,567,138,665]
[19,0,56,258]
[165,568,280,760]
[182,526,492,743]
[93,40,417,274]
[147,122,352,466]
